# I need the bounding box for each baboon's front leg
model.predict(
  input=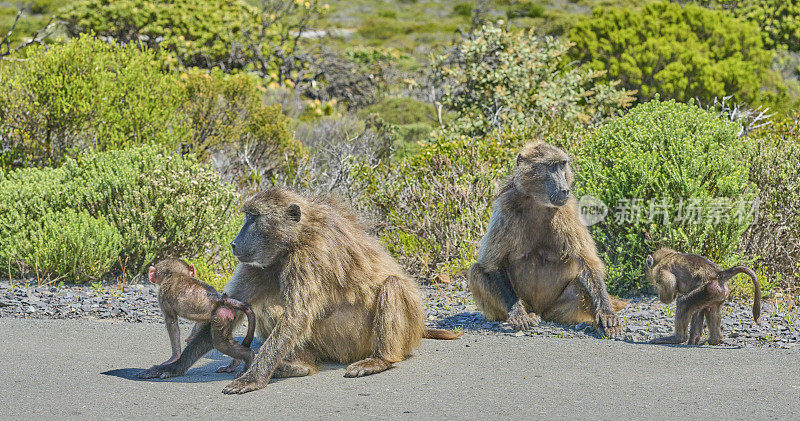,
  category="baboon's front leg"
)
[576,261,621,337]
